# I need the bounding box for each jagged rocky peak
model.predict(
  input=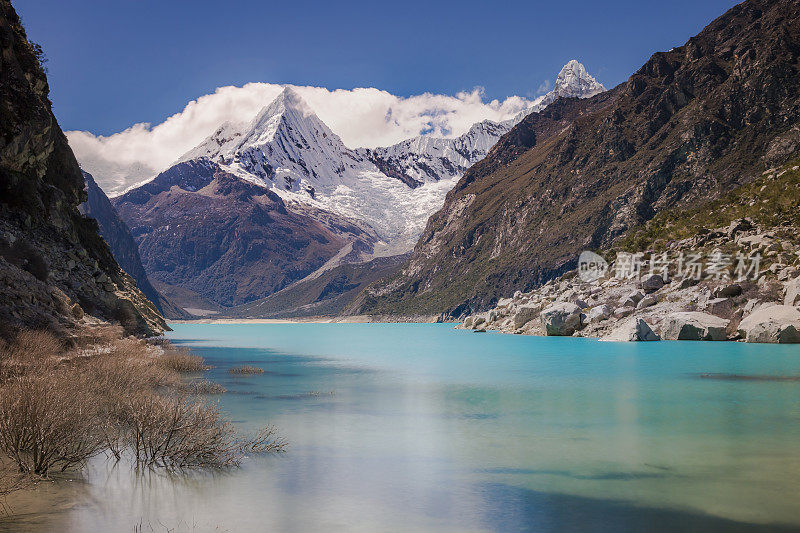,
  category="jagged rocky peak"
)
[552,59,606,99]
